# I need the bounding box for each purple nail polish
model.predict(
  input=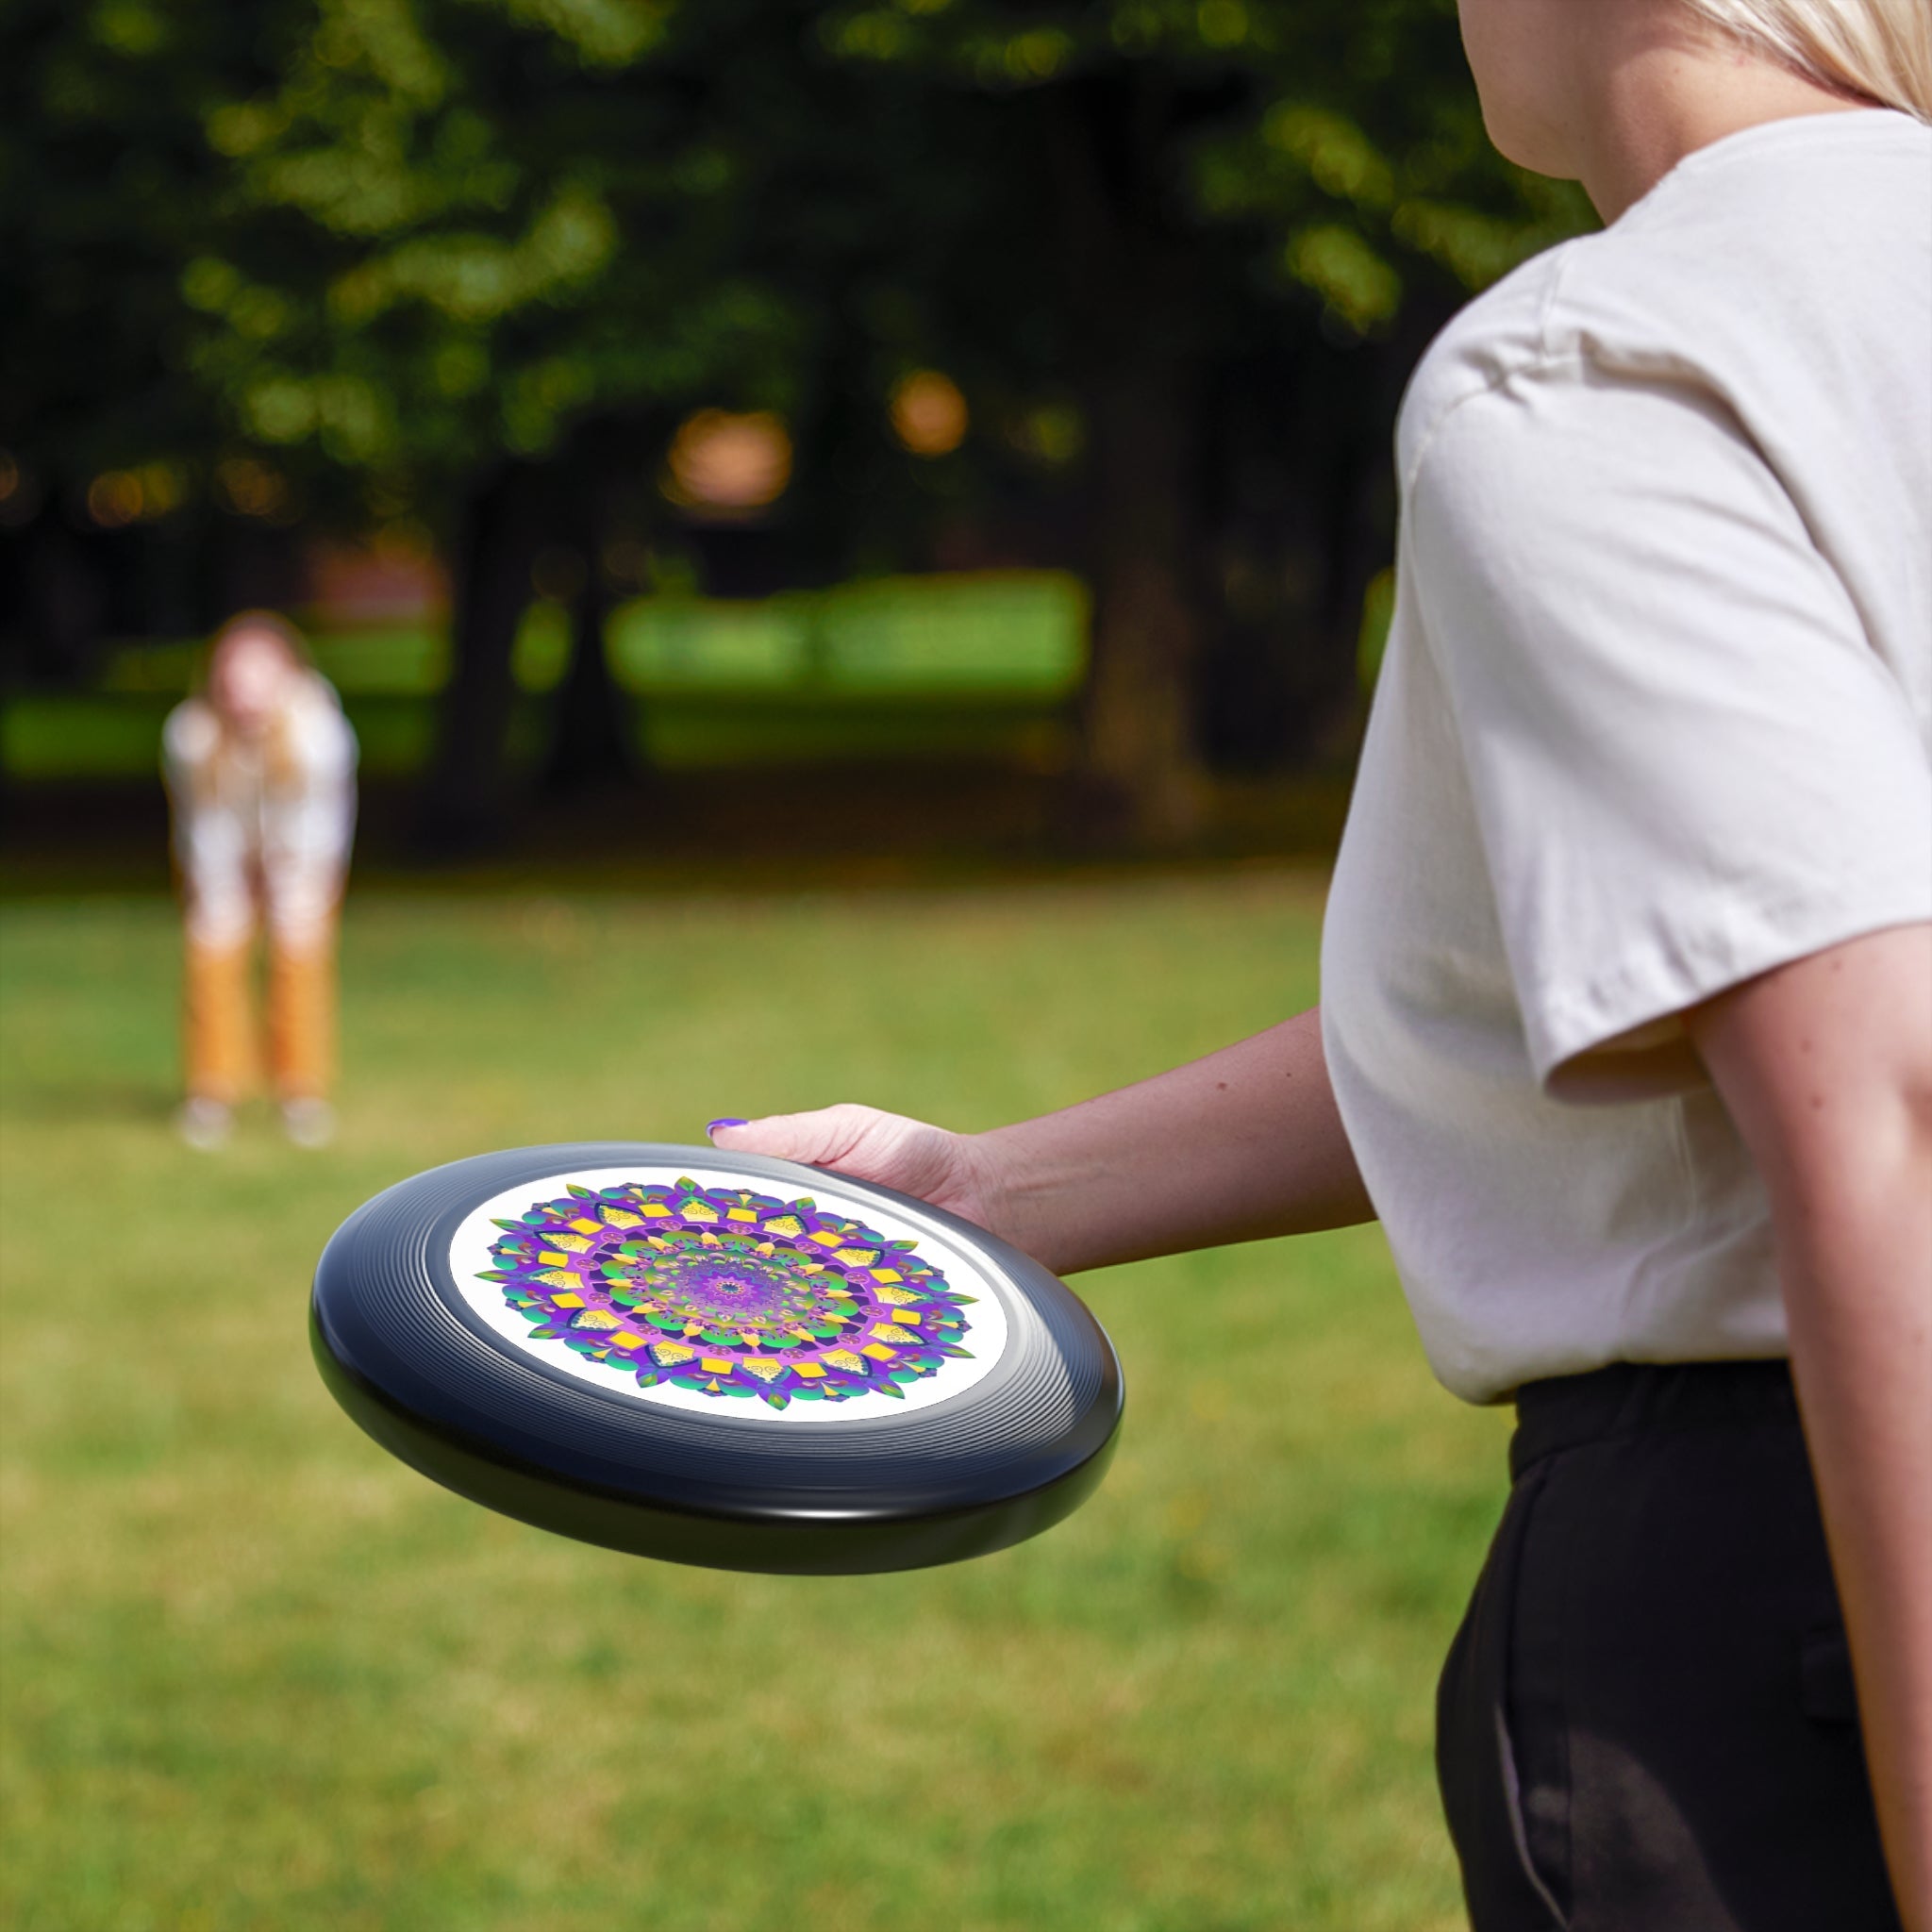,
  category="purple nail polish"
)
[707,1118,748,1136]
